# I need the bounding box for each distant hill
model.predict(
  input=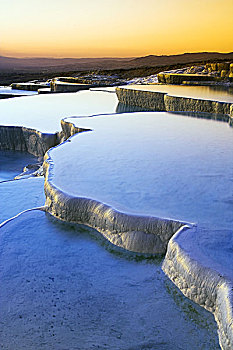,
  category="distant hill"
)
[0,52,233,73]
[130,52,233,67]
[0,56,133,71]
